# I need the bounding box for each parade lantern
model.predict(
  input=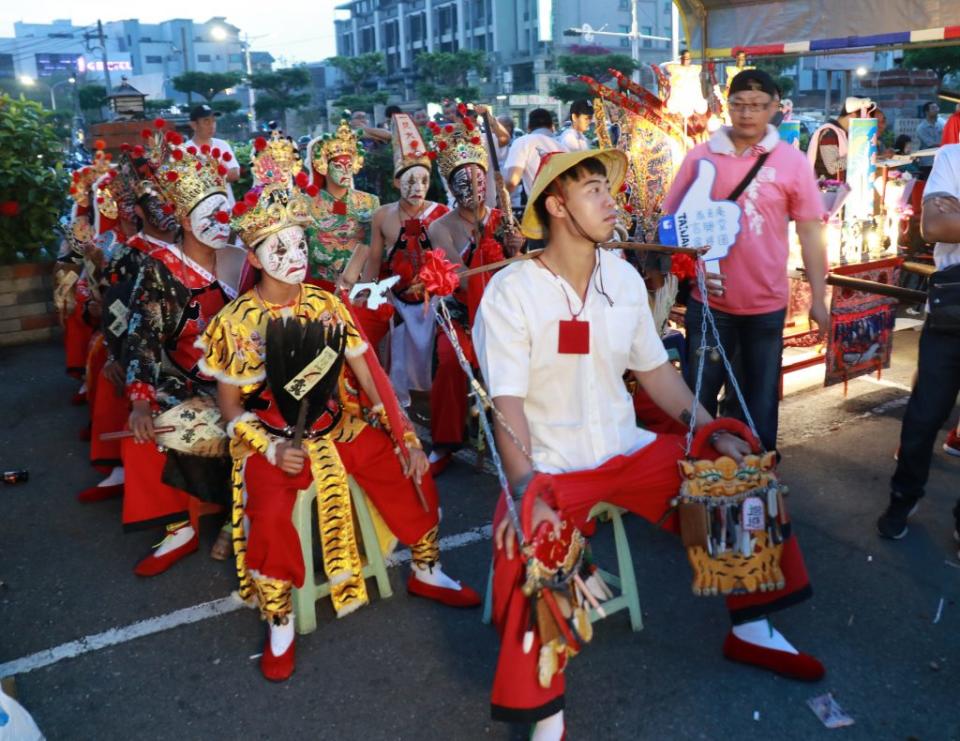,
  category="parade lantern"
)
[106,77,147,120]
